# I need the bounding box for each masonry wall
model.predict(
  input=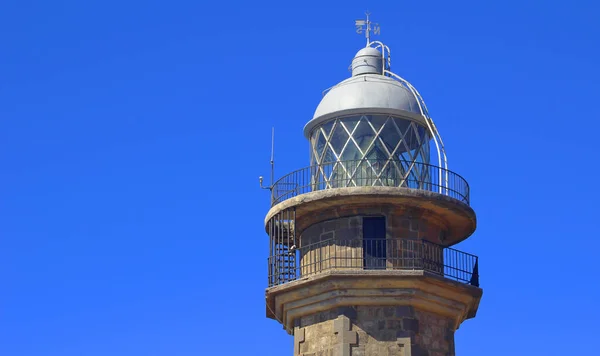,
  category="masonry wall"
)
[299,206,447,244]
[300,216,363,274]
[294,306,455,356]
[298,211,445,276]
